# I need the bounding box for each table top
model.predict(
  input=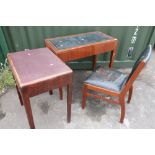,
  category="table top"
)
[46,31,116,51]
[7,48,72,88]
